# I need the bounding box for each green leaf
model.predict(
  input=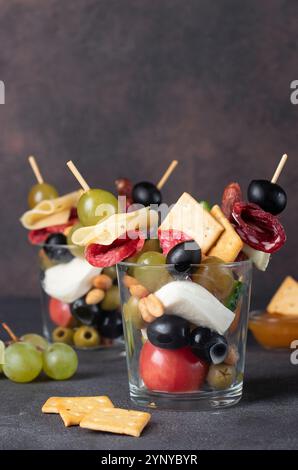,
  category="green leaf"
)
[225,281,244,312]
